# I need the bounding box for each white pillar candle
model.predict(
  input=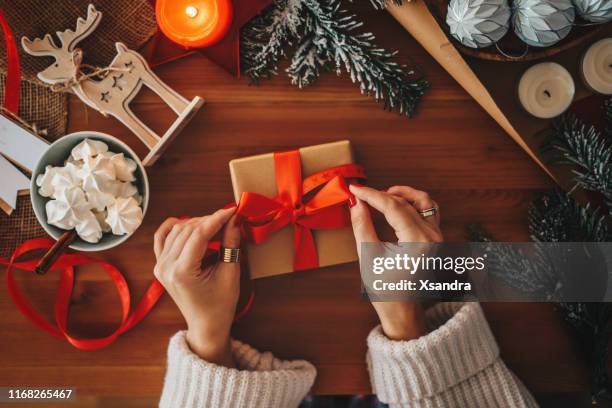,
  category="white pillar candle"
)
[580,38,612,95]
[518,62,575,119]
